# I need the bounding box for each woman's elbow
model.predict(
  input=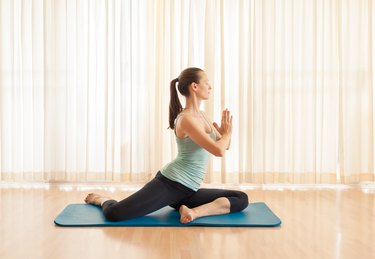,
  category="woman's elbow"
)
[212,148,225,157]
